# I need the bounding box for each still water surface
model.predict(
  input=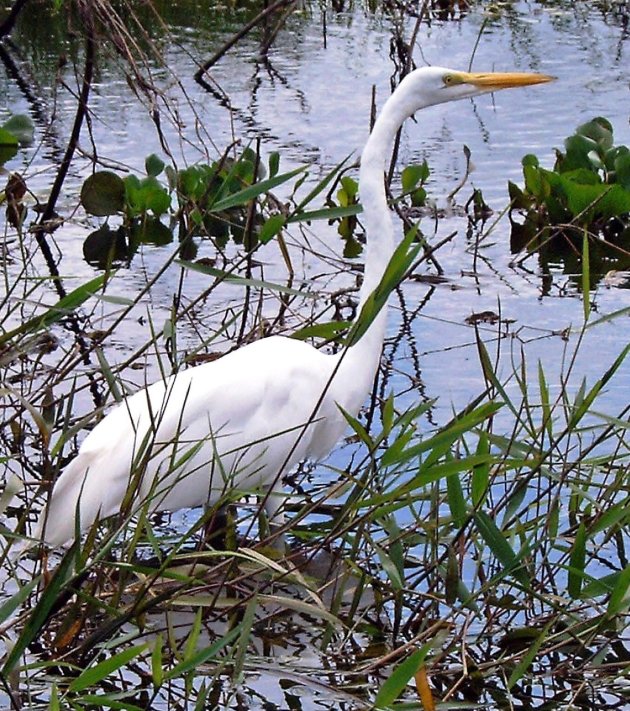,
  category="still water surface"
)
[4,1,630,426]
[1,1,629,708]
